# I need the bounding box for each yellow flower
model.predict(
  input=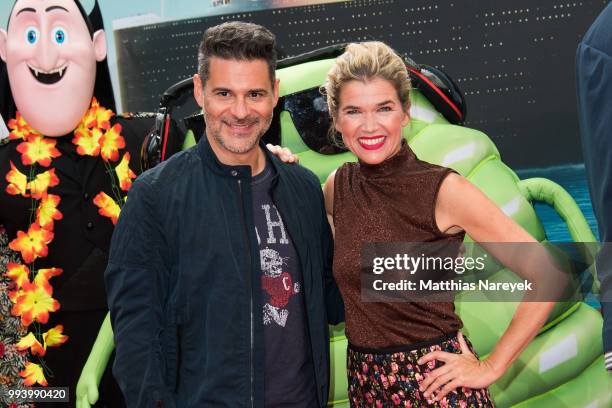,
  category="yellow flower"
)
[8,112,41,141]
[5,161,29,197]
[6,265,62,298]
[28,168,60,199]
[93,192,121,225]
[81,98,113,131]
[12,280,60,326]
[73,126,103,156]
[8,287,25,303]
[9,222,54,264]
[93,106,113,131]
[5,263,30,289]
[99,124,125,162]
[43,325,69,350]
[33,267,63,294]
[36,193,63,230]
[115,152,137,191]
[15,325,68,359]
[16,332,45,356]
[16,134,61,167]
[81,100,98,128]
[20,362,48,386]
